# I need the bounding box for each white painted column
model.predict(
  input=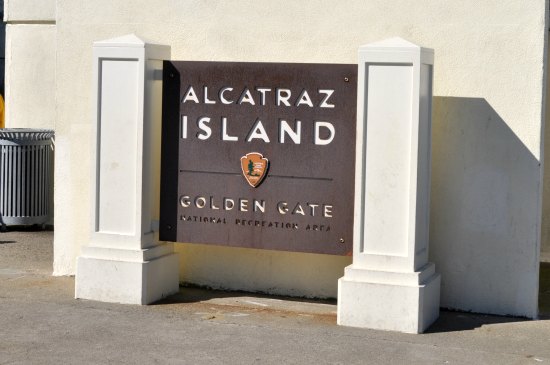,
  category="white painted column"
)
[75,34,179,304]
[337,38,440,333]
